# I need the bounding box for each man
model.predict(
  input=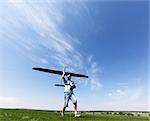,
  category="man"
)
[61,70,80,117]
